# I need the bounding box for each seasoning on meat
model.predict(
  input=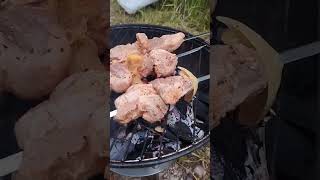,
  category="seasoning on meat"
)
[150,75,193,105]
[110,61,133,93]
[138,49,178,78]
[151,49,178,78]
